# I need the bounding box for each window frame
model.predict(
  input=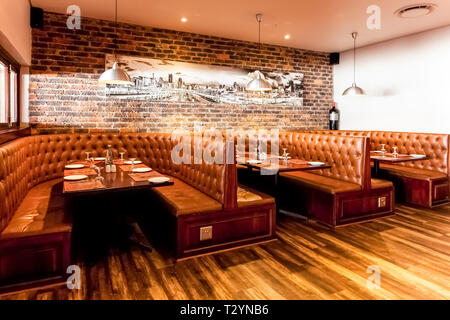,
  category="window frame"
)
[0,46,20,128]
